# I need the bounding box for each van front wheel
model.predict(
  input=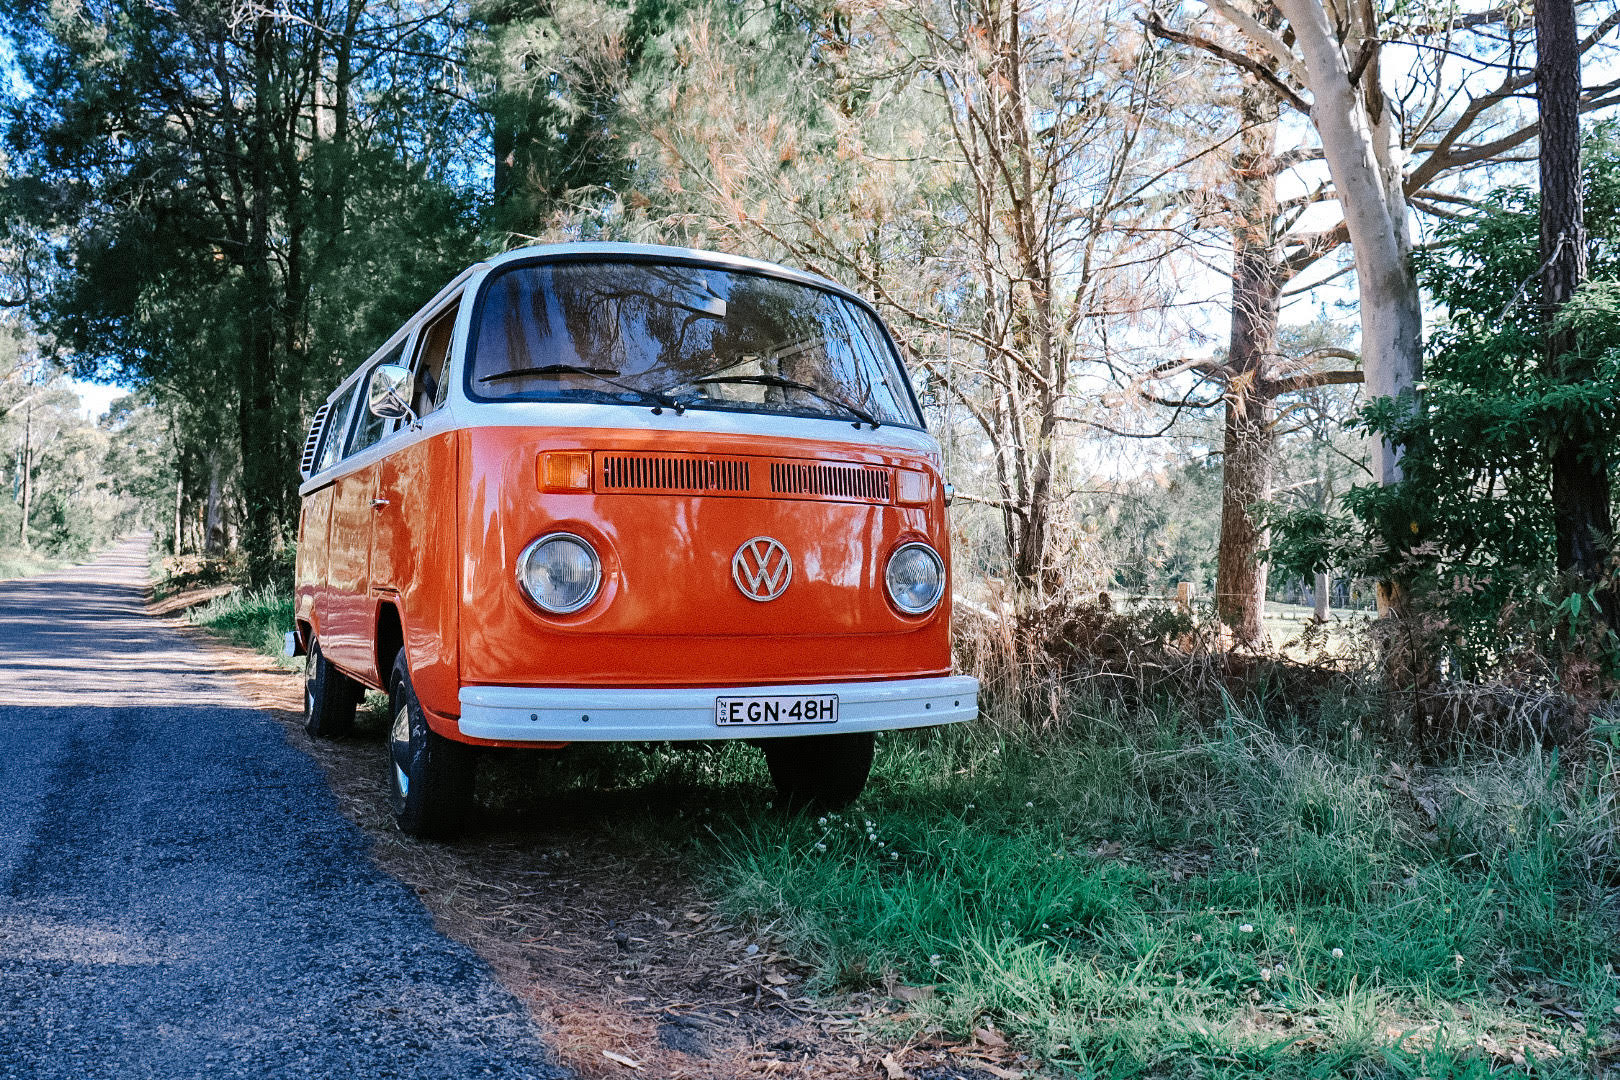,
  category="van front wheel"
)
[304,637,360,739]
[387,652,474,839]
[761,732,874,809]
